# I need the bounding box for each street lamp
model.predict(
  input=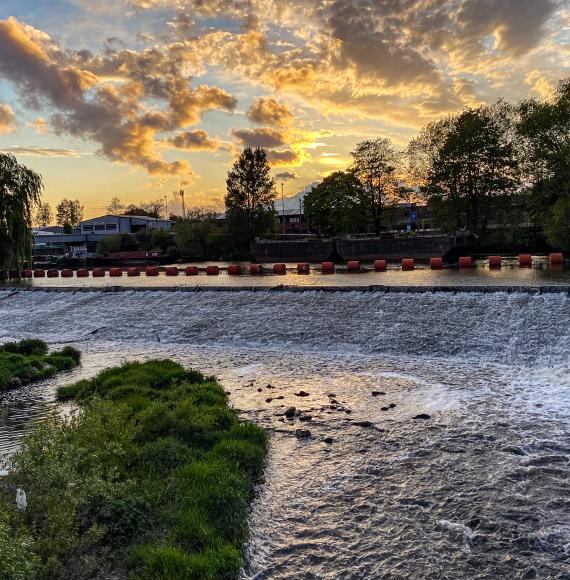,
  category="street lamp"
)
[164,196,168,220]
[281,182,285,235]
